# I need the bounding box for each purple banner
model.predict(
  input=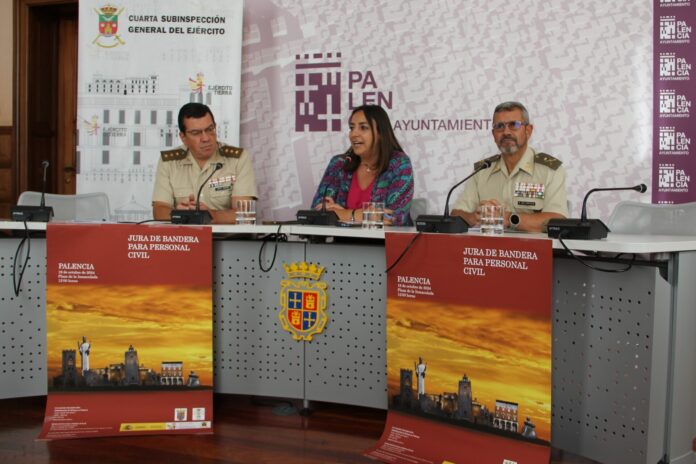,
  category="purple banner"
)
[654,0,695,203]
